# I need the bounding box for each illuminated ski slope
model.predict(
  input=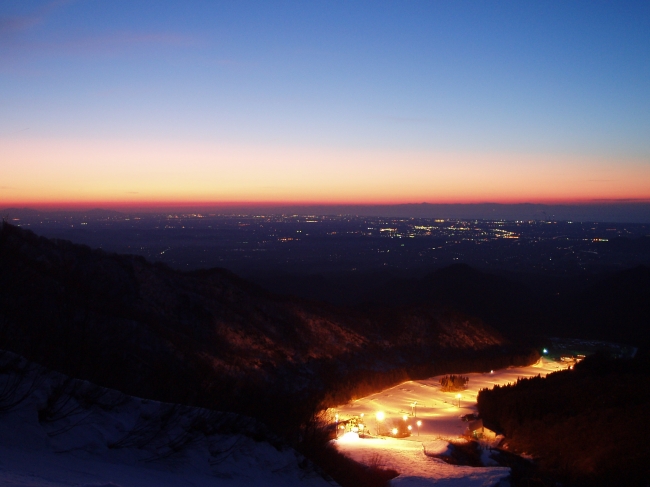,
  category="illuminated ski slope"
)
[332,357,564,486]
